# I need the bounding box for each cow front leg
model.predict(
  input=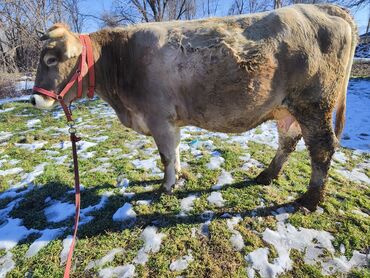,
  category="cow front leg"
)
[151,123,181,193]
